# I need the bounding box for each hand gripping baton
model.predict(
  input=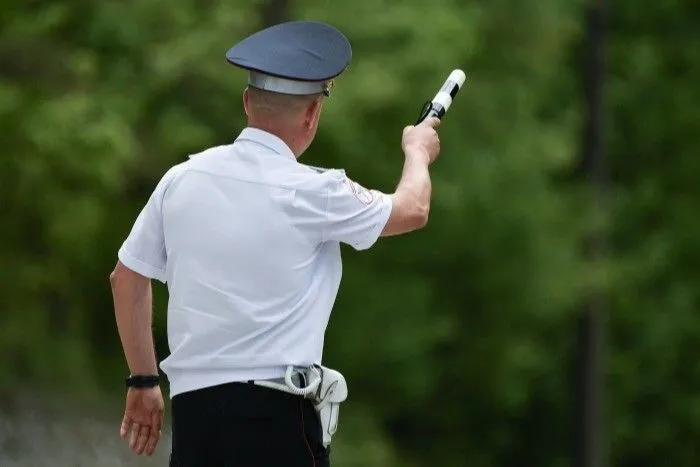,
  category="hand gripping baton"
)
[415,69,467,124]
